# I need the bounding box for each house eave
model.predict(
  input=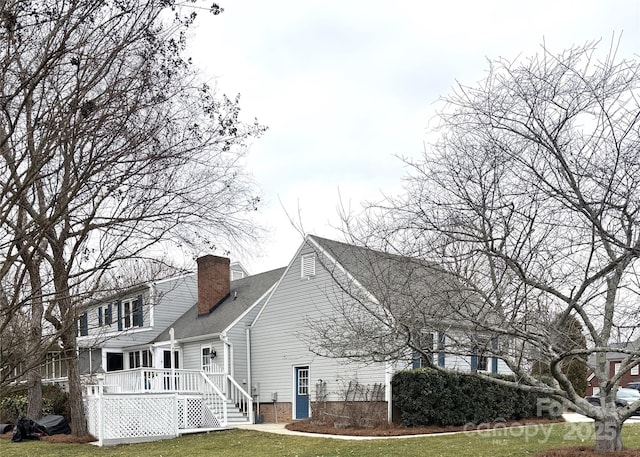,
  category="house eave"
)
[153,332,222,346]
